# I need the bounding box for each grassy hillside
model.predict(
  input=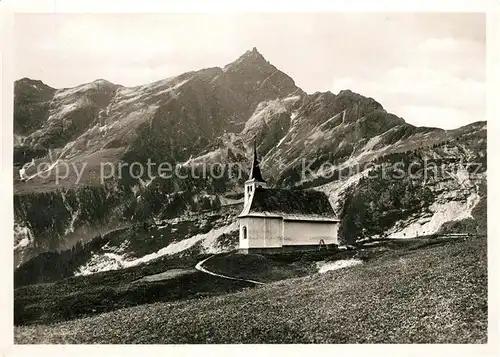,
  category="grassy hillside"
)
[15,235,487,343]
[14,252,251,325]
